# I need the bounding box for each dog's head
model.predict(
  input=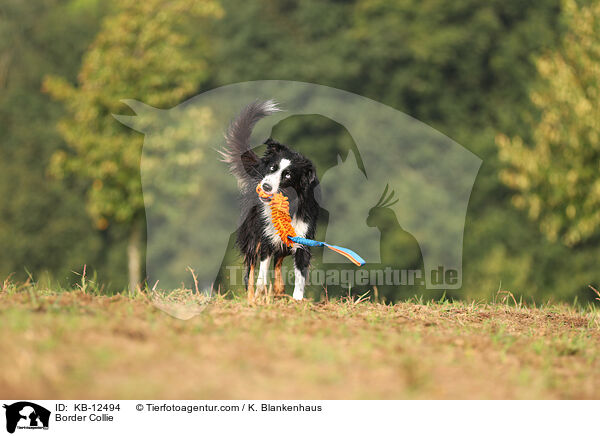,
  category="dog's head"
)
[257,138,317,203]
